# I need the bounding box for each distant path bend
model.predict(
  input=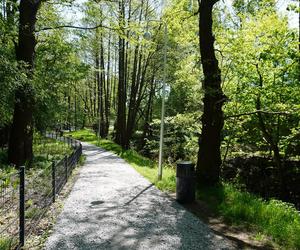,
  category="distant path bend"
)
[45,142,235,250]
